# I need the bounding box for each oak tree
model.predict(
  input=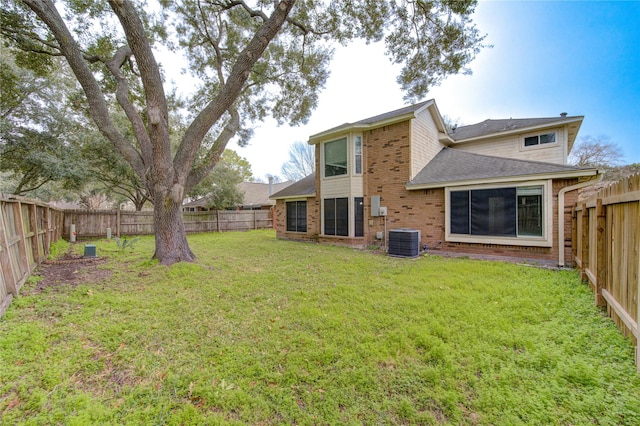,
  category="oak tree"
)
[3,0,486,264]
